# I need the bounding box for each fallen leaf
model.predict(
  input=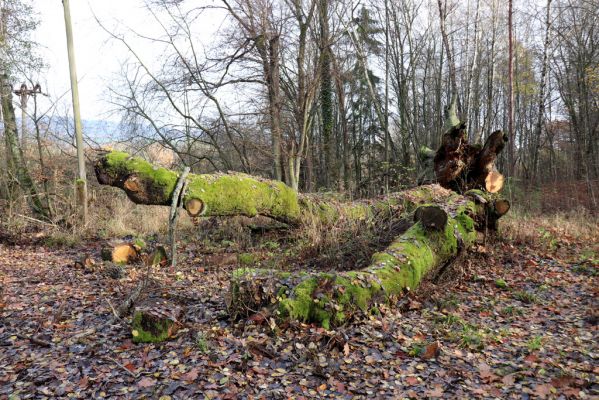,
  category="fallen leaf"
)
[422,340,441,359]
[550,375,576,388]
[138,377,156,388]
[502,373,516,385]
[181,368,199,382]
[405,376,419,386]
[478,362,499,383]
[425,385,444,398]
[78,376,89,389]
[534,384,552,399]
[524,354,538,363]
